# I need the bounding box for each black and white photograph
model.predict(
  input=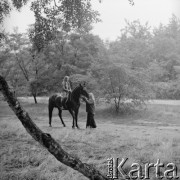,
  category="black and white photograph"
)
[0,0,180,179]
